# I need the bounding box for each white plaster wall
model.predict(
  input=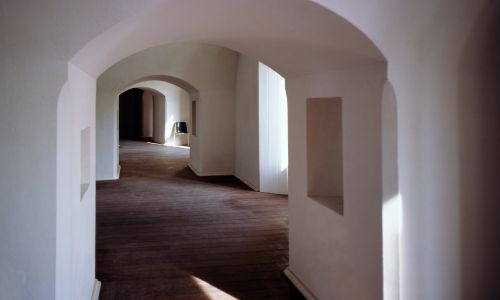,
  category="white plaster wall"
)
[189,125,201,175]
[1,0,499,299]
[152,94,166,144]
[195,90,236,175]
[234,54,260,190]
[287,64,386,299]
[310,0,500,299]
[96,89,119,180]
[0,1,172,299]
[161,85,190,146]
[311,1,500,298]
[96,43,239,179]
[56,64,96,300]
